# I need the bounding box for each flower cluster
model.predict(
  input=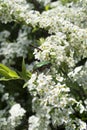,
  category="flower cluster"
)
[28,72,87,129]
[0,83,26,130]
[8,103,26,127]
[0,0,87,130]
[0,26,33,65]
